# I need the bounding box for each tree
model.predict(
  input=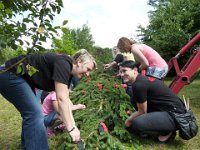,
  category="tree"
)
[93,46,112,65]
[51,25,76,55]
[70,24,95,52]
[0,46,26,64]
[137,0,200,63]
[51,23,96,55]
[0,0,63,53]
